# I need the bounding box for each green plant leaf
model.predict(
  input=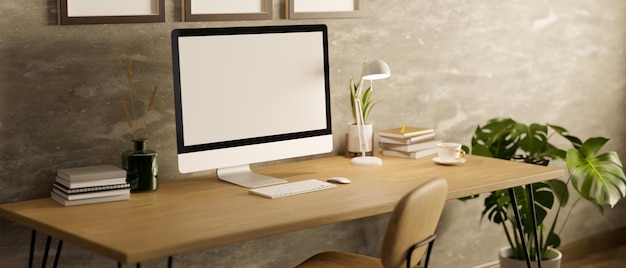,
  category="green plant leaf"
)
[548,124,583,149]
[545,232,561,249]
[579,137,608,156]
[471,118,520,160]
[481,189,509,224]
[546,179,569,207]
[518,123,548,156]
[513,183,554,230]
[350,79,358,121]
[470,144,493,158]
[542,143,567,161]
[349,78,377,123]
[567,138,626,208]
